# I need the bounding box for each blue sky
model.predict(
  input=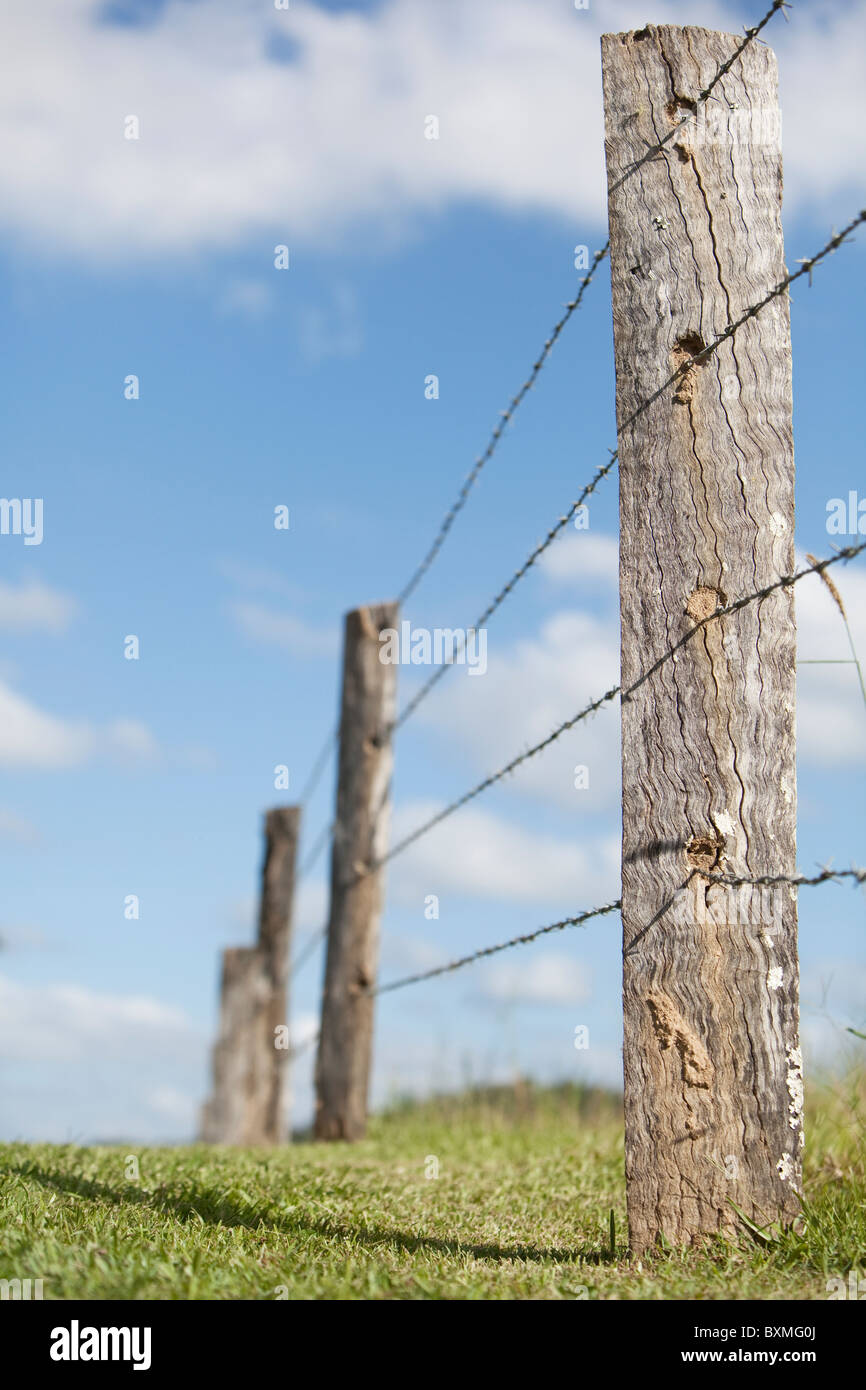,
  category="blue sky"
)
[0,0,863,1142]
